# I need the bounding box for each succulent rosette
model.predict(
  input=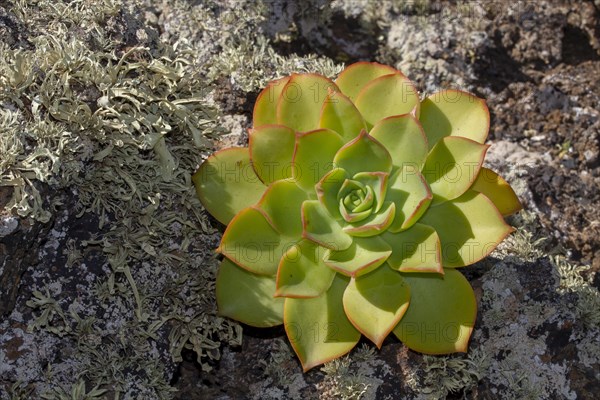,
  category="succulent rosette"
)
[193,62,522,371]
